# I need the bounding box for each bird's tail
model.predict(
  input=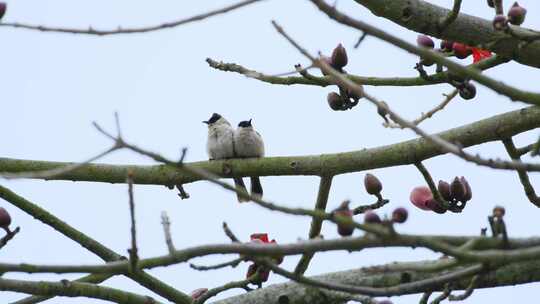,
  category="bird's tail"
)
[250,177,263,199]
[233,178,249,203]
